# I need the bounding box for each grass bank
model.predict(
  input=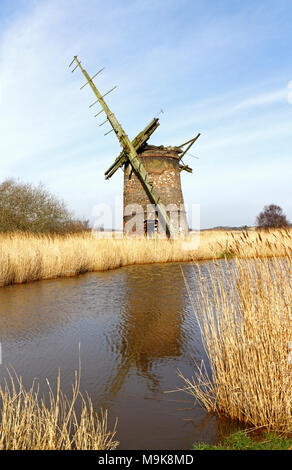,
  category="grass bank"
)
[179,251,292,433]
[0,228,291,287]
[193,430,292,450]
